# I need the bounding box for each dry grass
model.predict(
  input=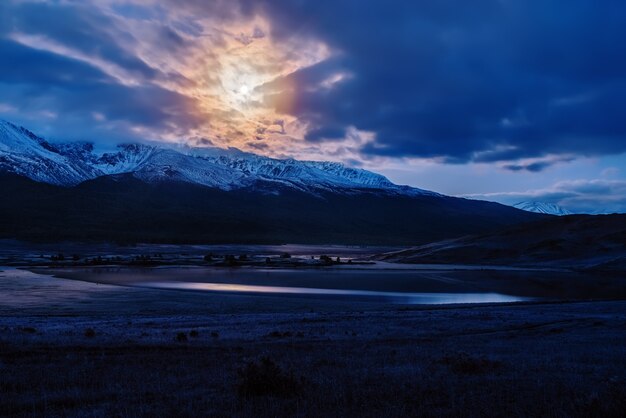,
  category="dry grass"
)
[1,302,625,417]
